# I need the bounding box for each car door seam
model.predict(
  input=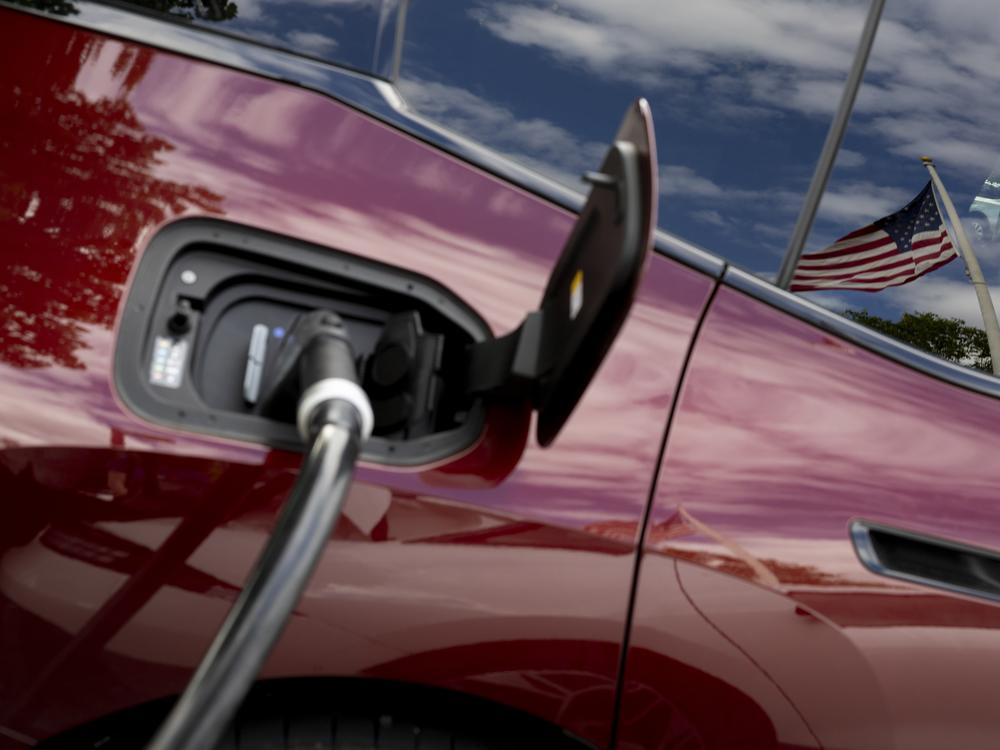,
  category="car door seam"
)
[607,267,722,748]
